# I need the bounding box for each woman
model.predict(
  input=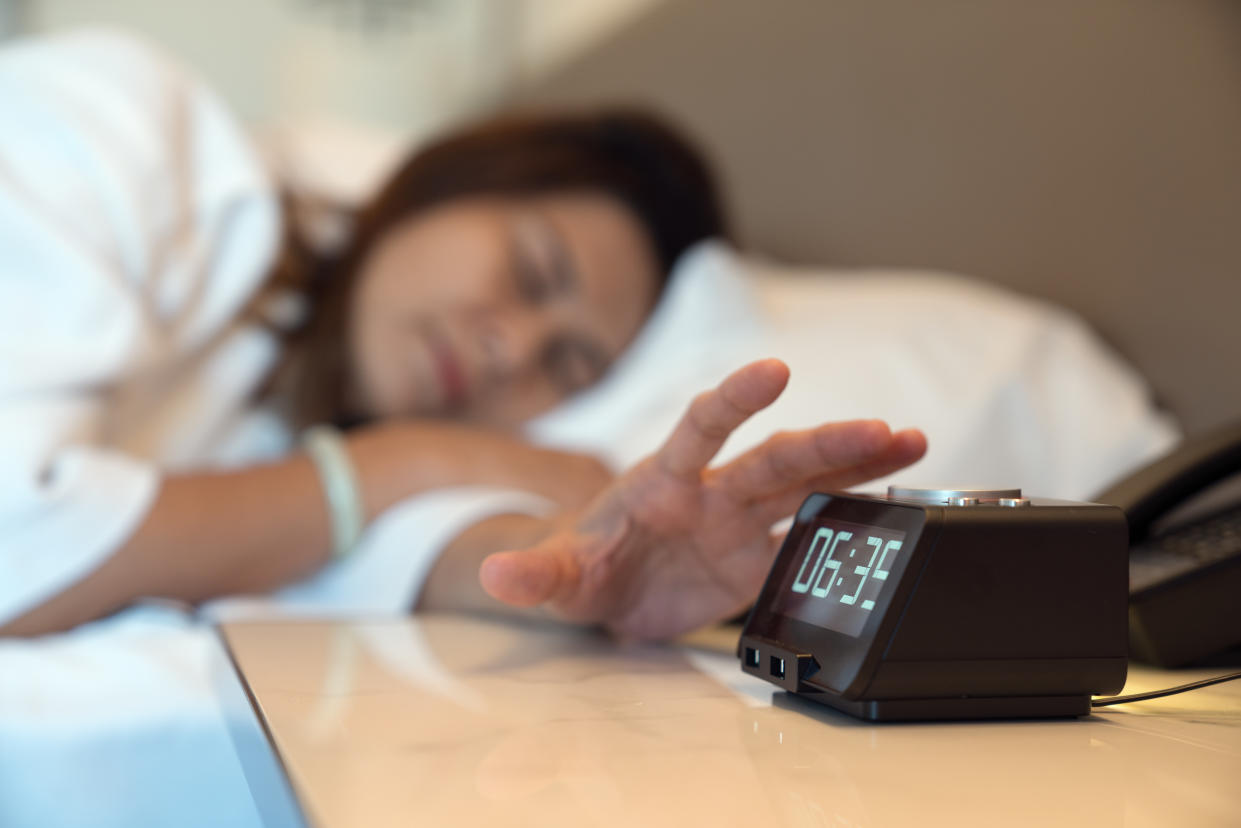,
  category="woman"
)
[0,30,925,637]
